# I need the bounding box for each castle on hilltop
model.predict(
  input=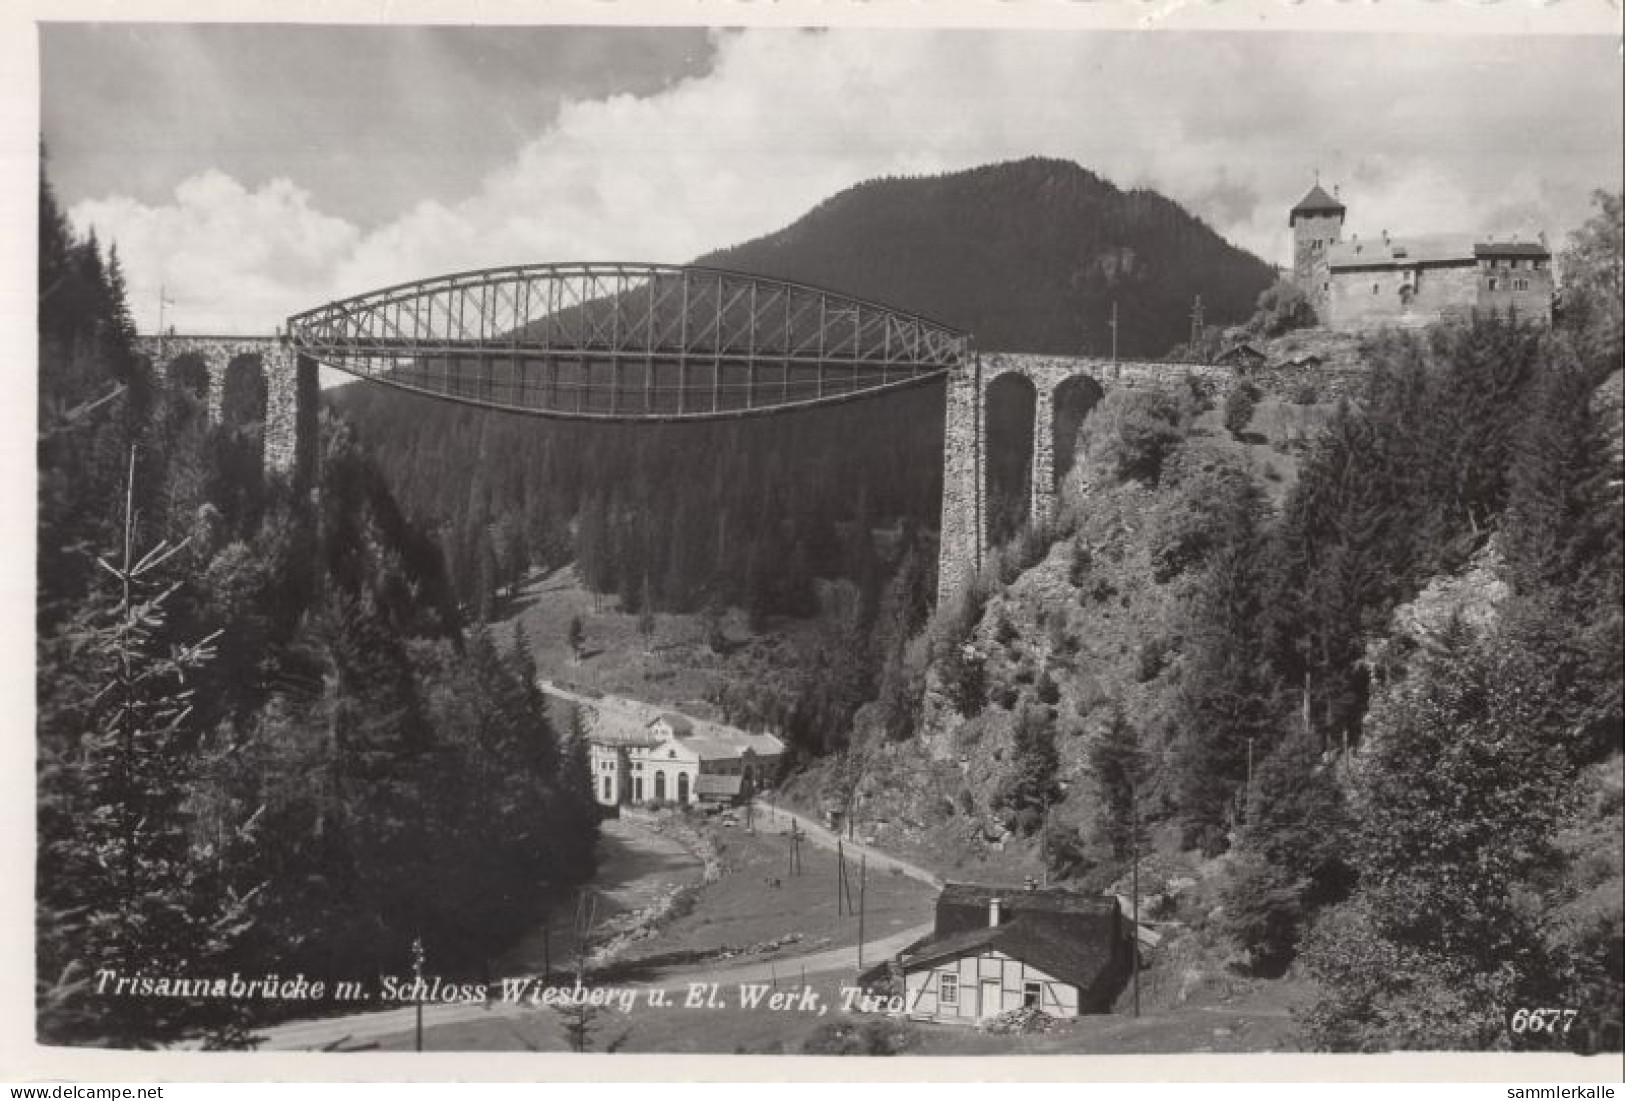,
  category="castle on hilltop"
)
[1289,182,1554,332]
